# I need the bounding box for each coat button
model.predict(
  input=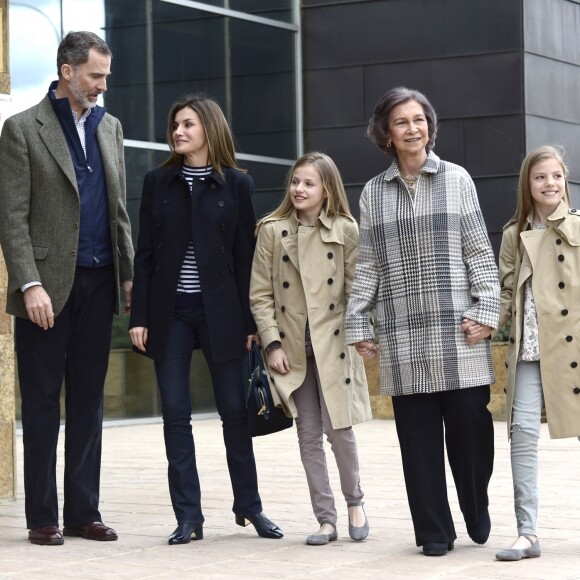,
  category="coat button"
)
[281,306,286,312]
[282,255,289,262]
[220,223,225,230]
[334,329,340,336]
[71,250,77,256]
[571,208,578,213]
[509,337,515,343]
[211,183,217,189]
[163,198,170,204]
[572,362,578,368]
[566,335,573,342]
[157,242,162,249]
[327,252,333,259]
[157,221,163,227]
[558,254,564,261]
[155,265,160,271]
[559,282,565,289]
[556,239,562,245]
[562,309,569,316]
[218,200,224,207]
[329,304,335,310]
[345,378,351,384]
[283,281,289,288]
[220,270,225,276]
[282,230,288,237]
[73,222,79,229]
[280,332,285,338]
[574,387,580,394]
[327,278,333,285]
[220,246,225,254]
[340,352,345,359]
